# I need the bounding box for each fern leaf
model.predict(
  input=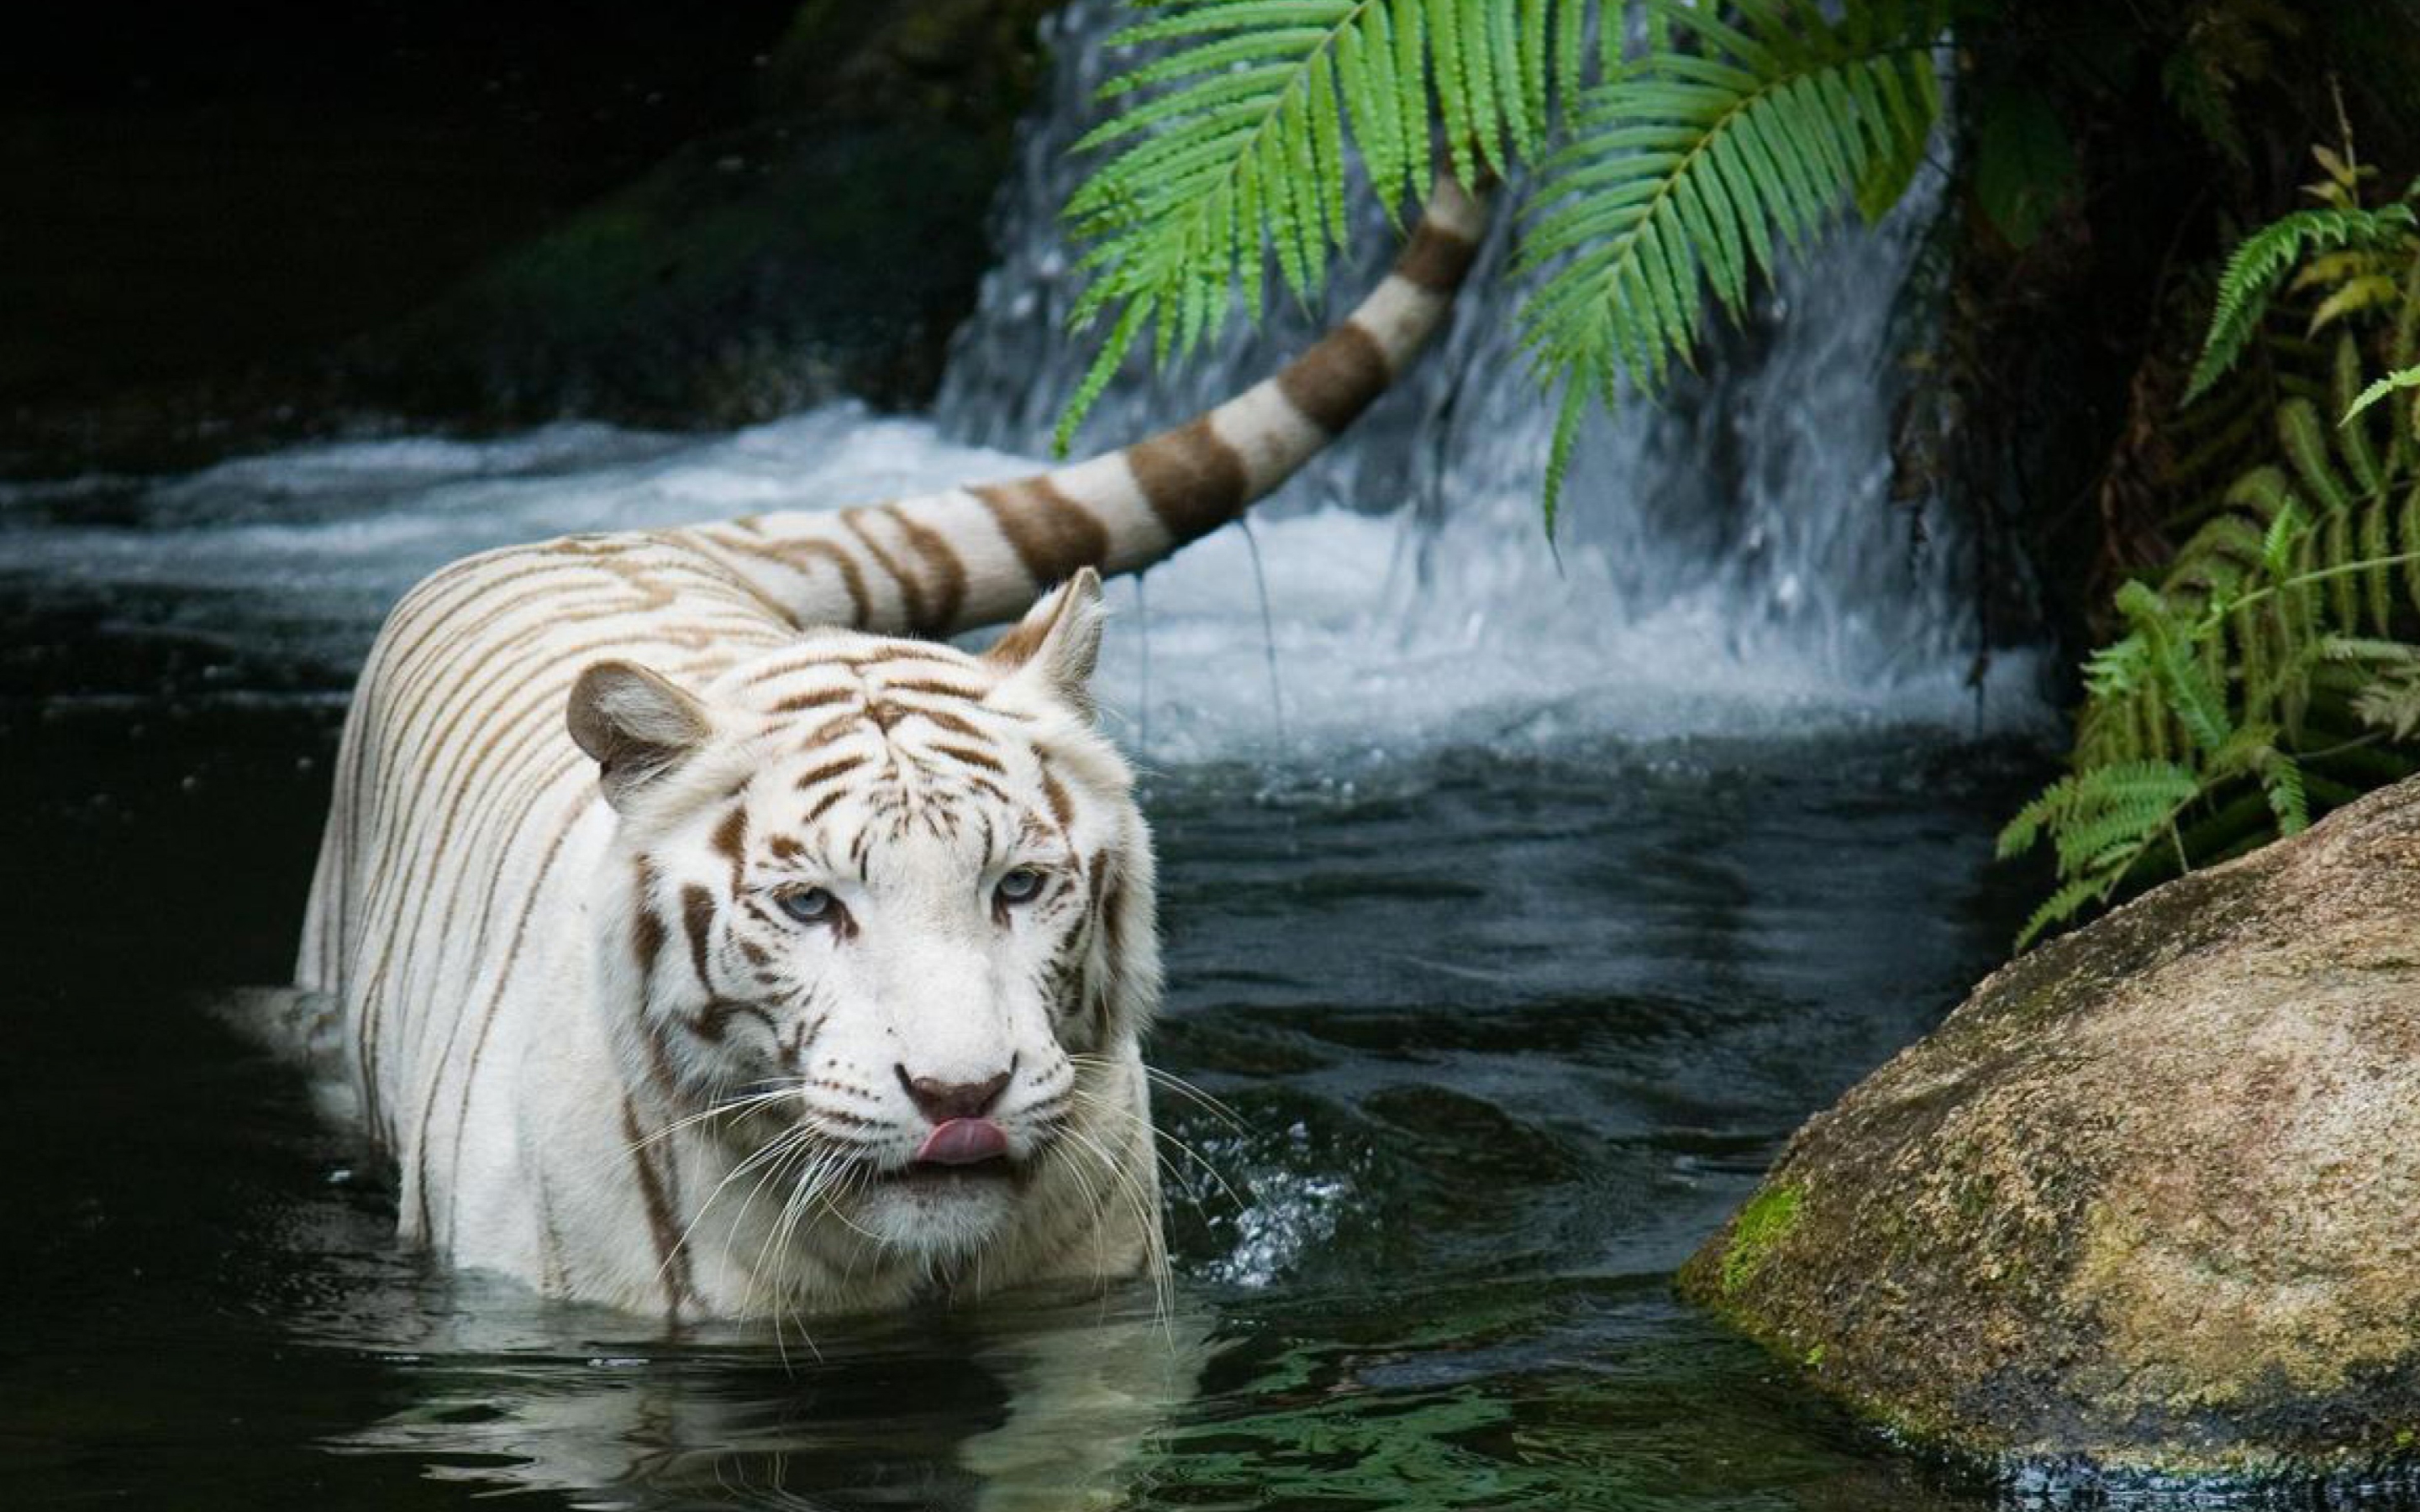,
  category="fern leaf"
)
[2016,877,2119,951]
[2185,202,2419,403]
[2254,748,2311,834]
[1519,3,1939,407]
[2354,663,2420,739]
[1060,0,1623,449]
[2345,363,2420,425]
[2279,398,2354,515]
[1426,0,1481,187]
